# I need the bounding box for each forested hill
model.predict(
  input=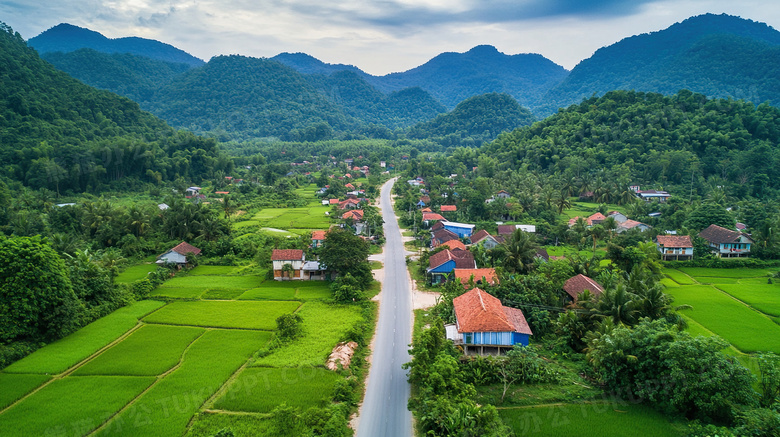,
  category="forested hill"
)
[42,49,191,104]
[272,52,366,76]
[304,71,446,130]
[29,23,204,67]
[273,45,569,111]
[481,90,780,198]
[408,93,534,147]
[0,23,230,193]
[538,14,780,116]
[145,55,365,141]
